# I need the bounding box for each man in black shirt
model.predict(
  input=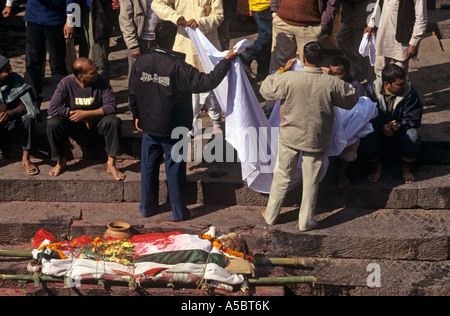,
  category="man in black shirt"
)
[129,21,238,221]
